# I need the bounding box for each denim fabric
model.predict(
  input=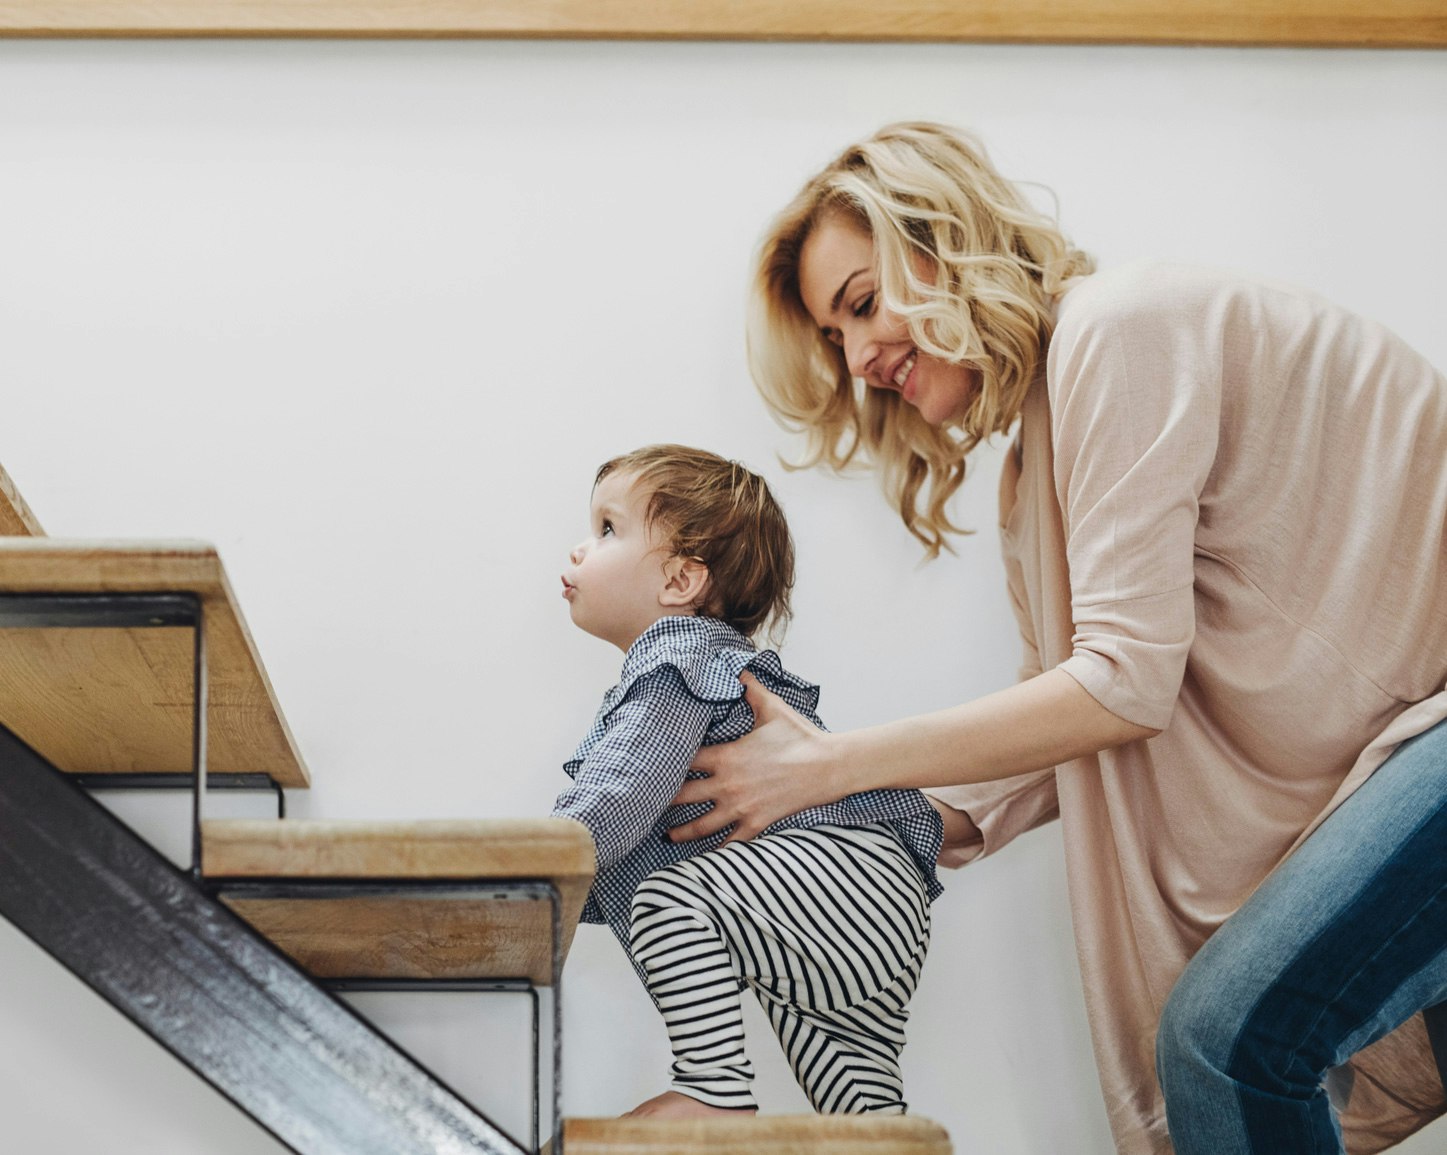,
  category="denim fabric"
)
[1157,719,1447,1154]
